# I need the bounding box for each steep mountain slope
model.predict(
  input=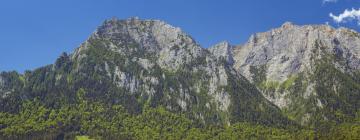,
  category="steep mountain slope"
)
[0,17,290,127]
[1,18,360,139]
[232,22,360,125]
